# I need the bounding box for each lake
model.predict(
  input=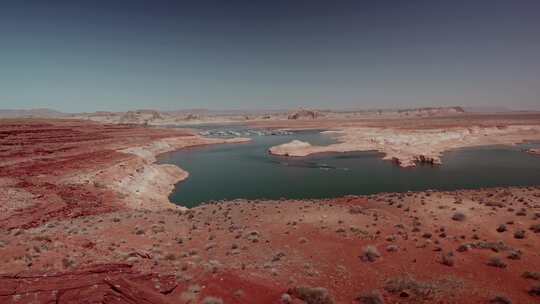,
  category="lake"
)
[157,126,540,207]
